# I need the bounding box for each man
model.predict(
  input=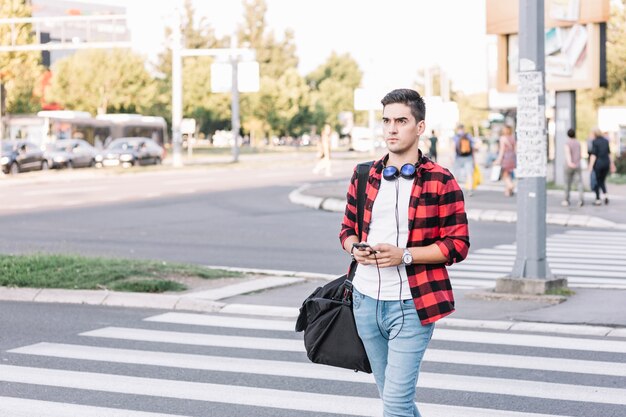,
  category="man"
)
[452,123,478,196]
[562,128,584,207]
[340,88,469,417]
